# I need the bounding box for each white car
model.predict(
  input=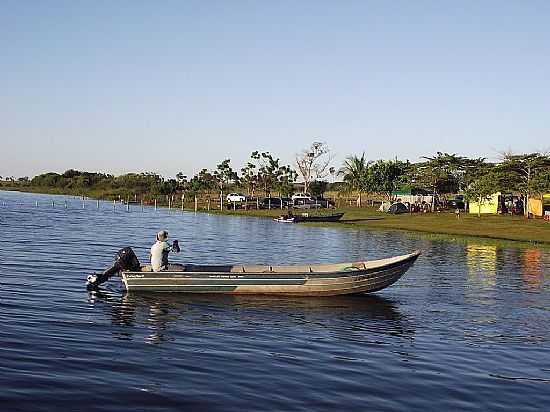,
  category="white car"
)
[226,193,246,202]
[291,193,314,202]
